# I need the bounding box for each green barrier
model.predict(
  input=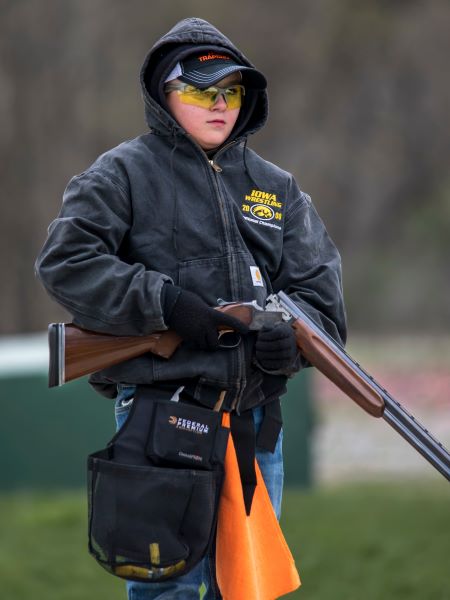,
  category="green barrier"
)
[283,370,314,488]
[0,374,115,490]
[0,369,313,490]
